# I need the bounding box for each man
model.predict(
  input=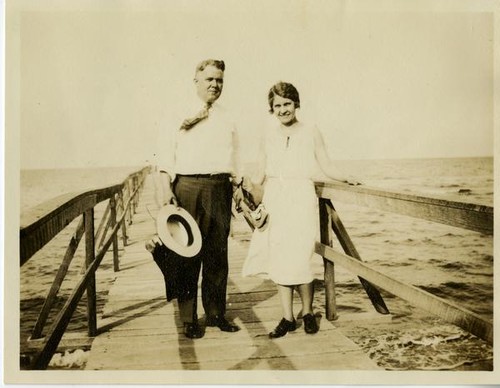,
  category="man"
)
[157,59,241,339]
